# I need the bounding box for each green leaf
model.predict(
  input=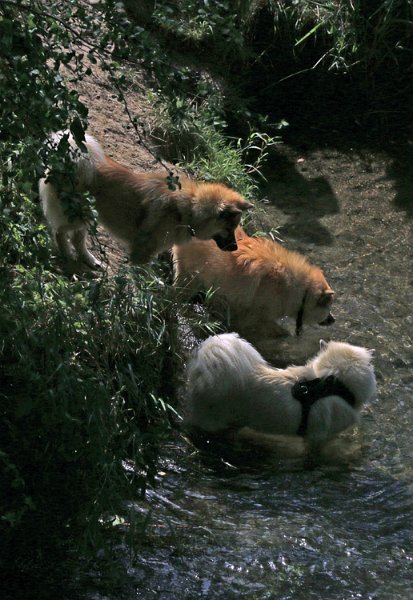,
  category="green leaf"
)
[295,20,326,47]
